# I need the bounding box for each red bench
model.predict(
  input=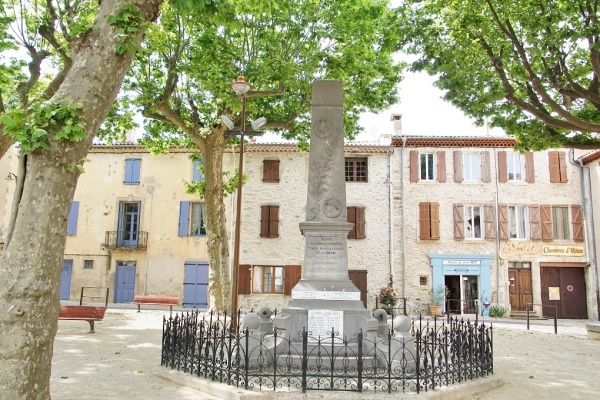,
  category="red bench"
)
[58,306,106,333]
[132,295,179,313]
